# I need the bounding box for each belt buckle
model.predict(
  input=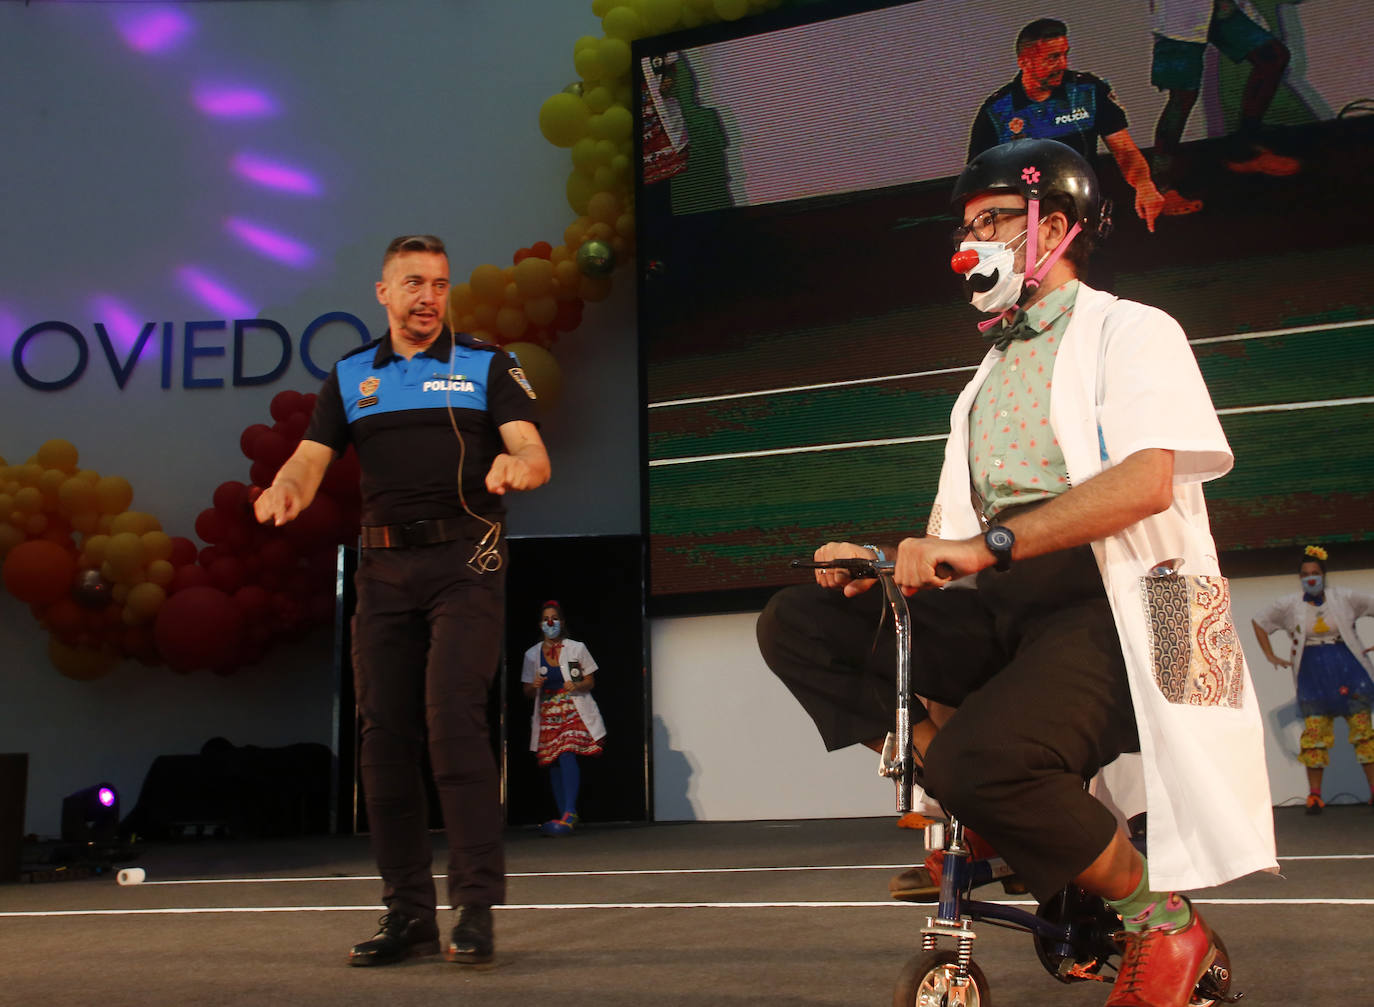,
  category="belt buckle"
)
[400,519,430,547]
